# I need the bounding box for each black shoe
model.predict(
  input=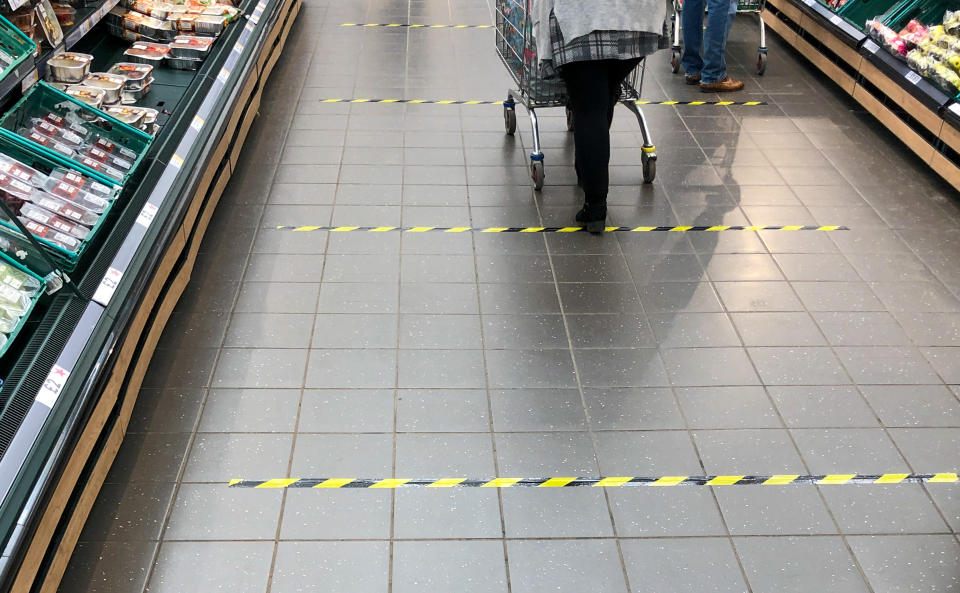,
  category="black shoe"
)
[576,204,606,234]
